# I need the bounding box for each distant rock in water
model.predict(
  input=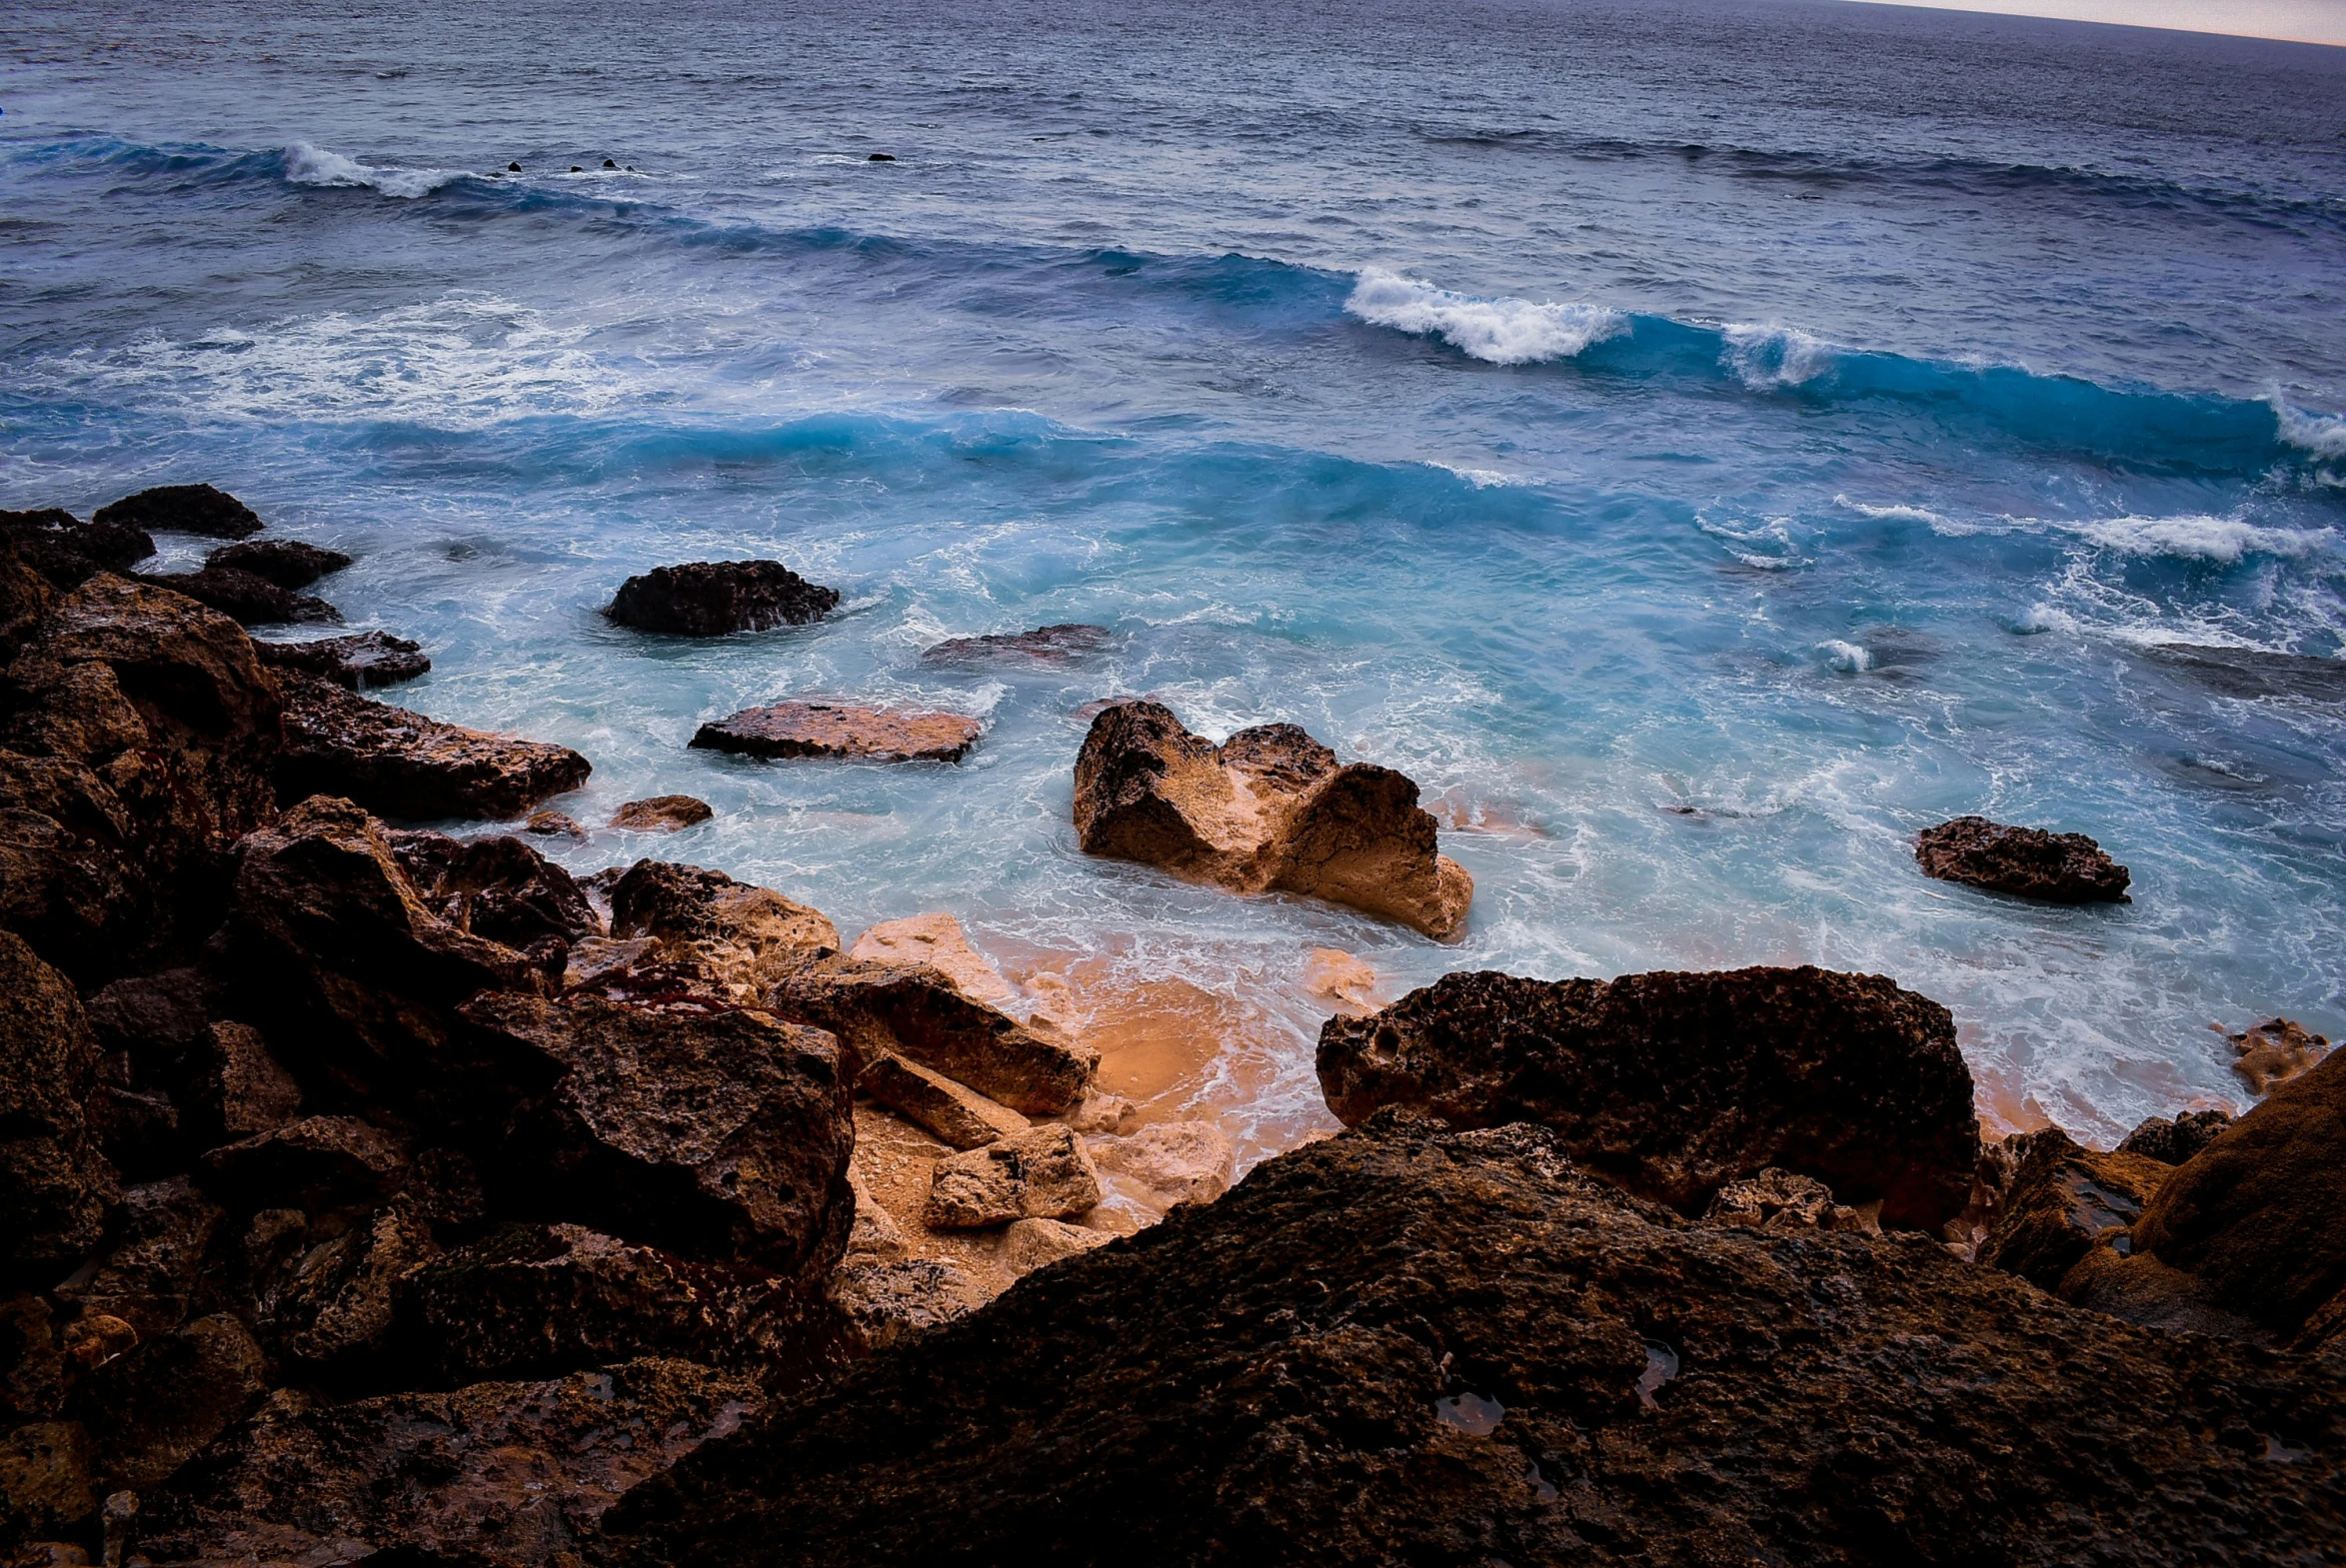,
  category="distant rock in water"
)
[921,624,1112,668]
[597,1116,2346,1568]
[205,539,352,590]
[93,484,265,540]
[610,794,715,831]
[1914,814,2131,903]
[253,629,430,690]
[139,566,340,627]
[1071,701,1471,939]
[692,702,982,764]
[275,672,592,819]
[606,561,841,637]
[1316,964,1979,1230]
[2144,643,2346,703]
